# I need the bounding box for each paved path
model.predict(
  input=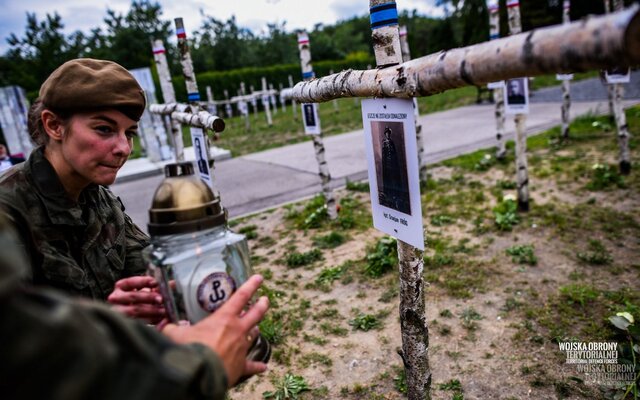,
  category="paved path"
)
[112,96,638,232]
